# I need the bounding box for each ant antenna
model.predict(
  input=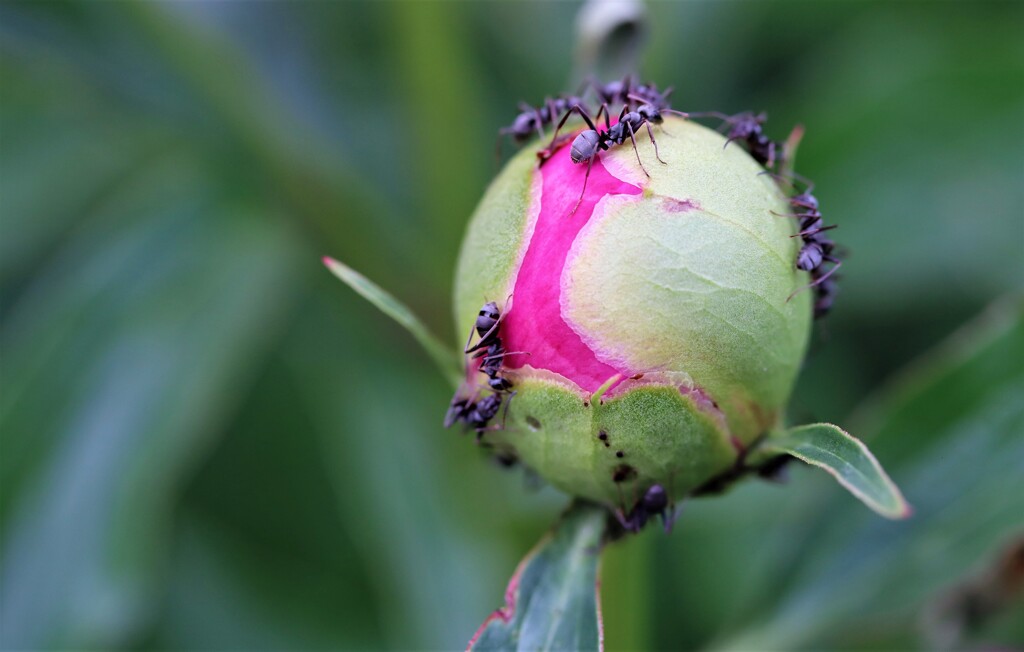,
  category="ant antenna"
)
[687,110,732,121]
[569,157,596,217]
[478,351,531,363]
[789,224,837,239]
[760,170,815,194]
